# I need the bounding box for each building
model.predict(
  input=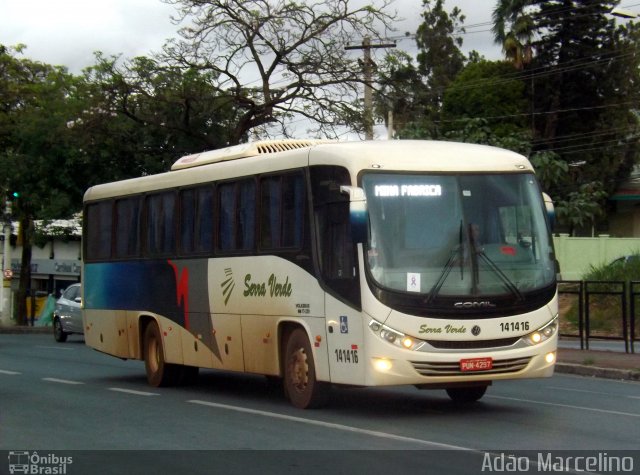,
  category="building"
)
[1,217,81,324]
